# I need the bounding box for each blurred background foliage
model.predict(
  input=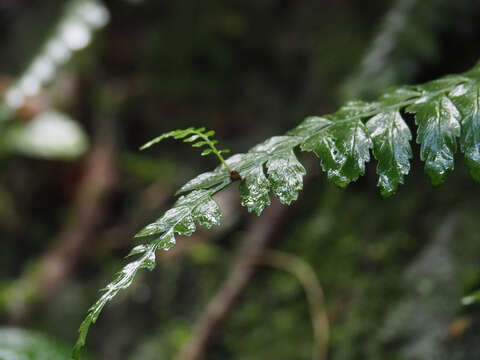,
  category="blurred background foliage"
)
[1,0,480,359]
